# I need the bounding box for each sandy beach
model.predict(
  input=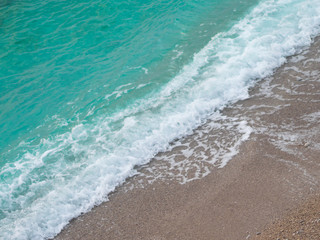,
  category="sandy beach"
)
[253,194,320,239]
[55,37,320,240]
